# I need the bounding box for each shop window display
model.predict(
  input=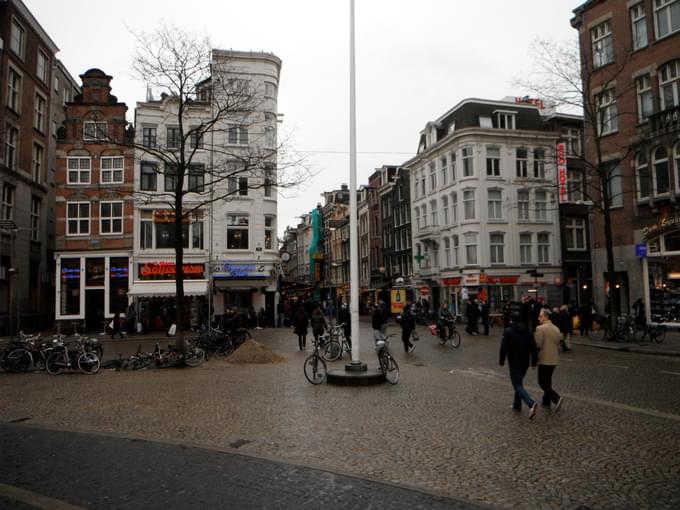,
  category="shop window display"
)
[649,258,680,323]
